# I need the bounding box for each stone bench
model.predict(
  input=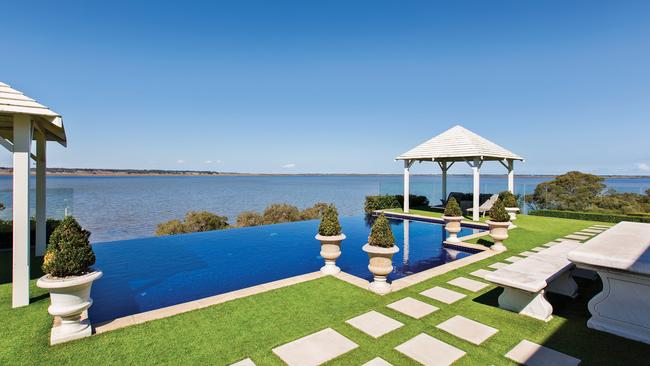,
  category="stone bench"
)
[485,240,581,321]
